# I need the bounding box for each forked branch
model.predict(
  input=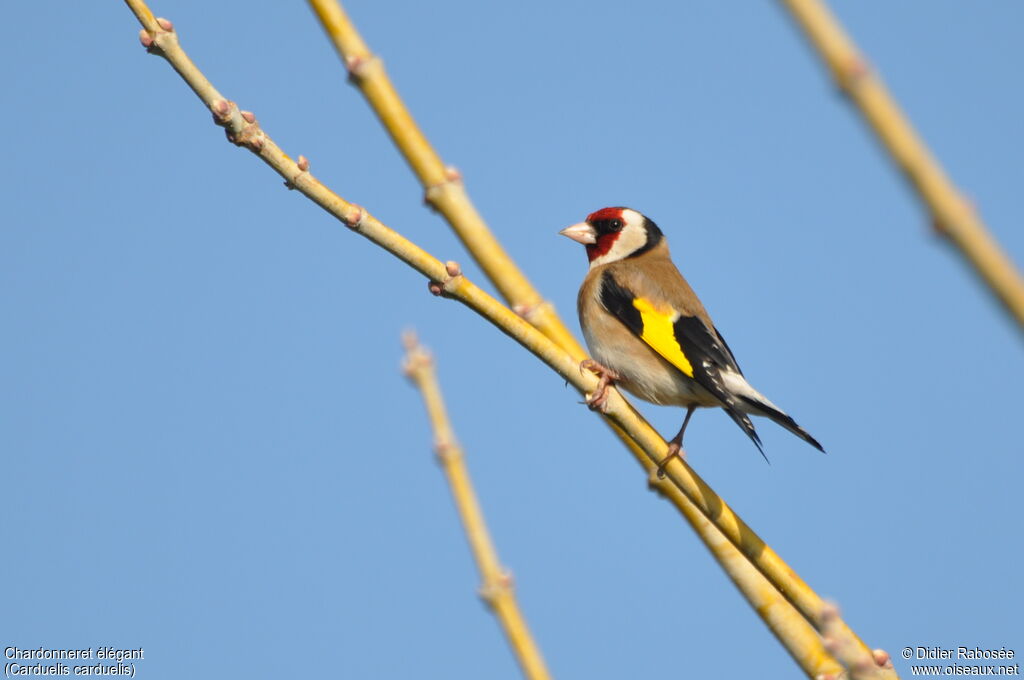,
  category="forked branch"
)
[122,3,895,677]
[305,2,862,677]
